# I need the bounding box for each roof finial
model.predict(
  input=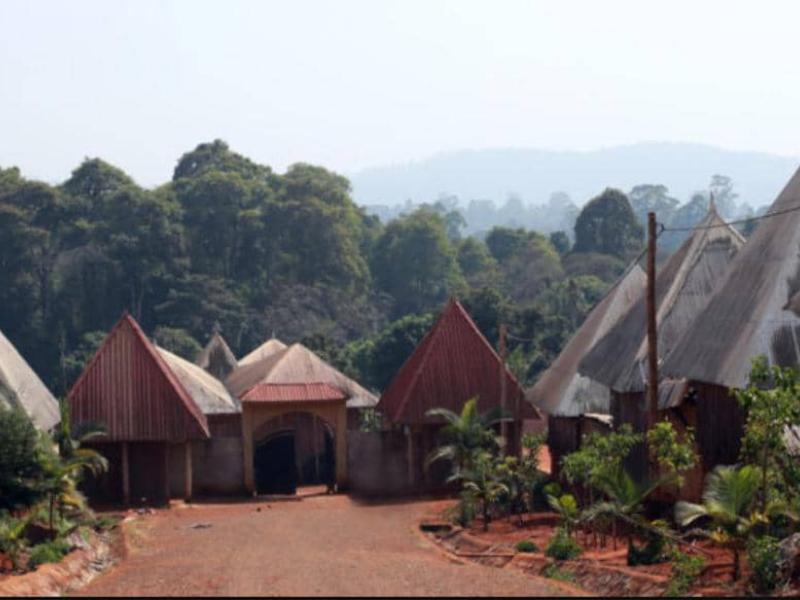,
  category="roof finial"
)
[708,191,717,214]
[212,321,222,334]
